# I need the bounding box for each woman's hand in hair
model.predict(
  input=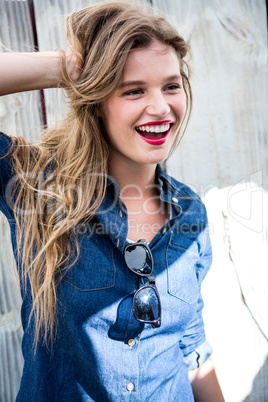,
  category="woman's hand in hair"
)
[65,47,83,83]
